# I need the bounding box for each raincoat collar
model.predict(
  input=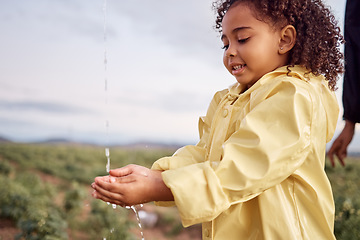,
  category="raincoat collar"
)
[227,65,338,143]
[227,65,326,96]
